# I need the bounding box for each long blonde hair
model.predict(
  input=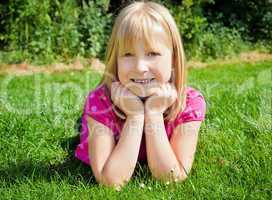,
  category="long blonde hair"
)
[99,1,187,121]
